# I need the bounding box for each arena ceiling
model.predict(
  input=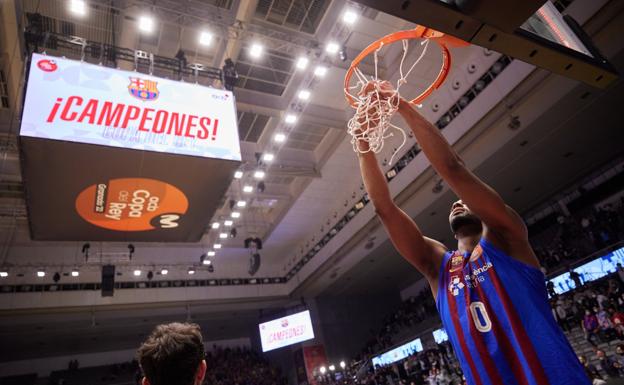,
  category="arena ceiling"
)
[0,0,623,315]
